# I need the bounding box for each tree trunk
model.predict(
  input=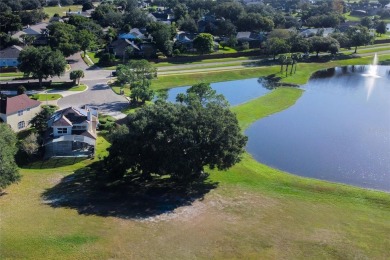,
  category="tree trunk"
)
[285,64,288,77]
[77,78,80,86]
[39,77,43,88]
[354,46,357,53]
[280,64,283,72]
[290,62,294,75]
[294,63,297,74]
[316,51,319,57]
